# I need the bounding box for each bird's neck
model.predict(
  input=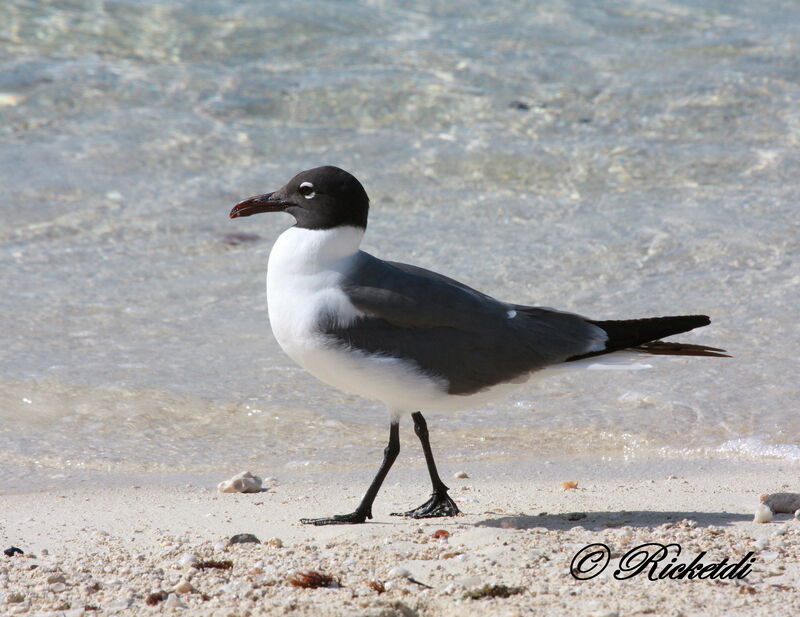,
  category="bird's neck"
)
[269,225,365,274]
